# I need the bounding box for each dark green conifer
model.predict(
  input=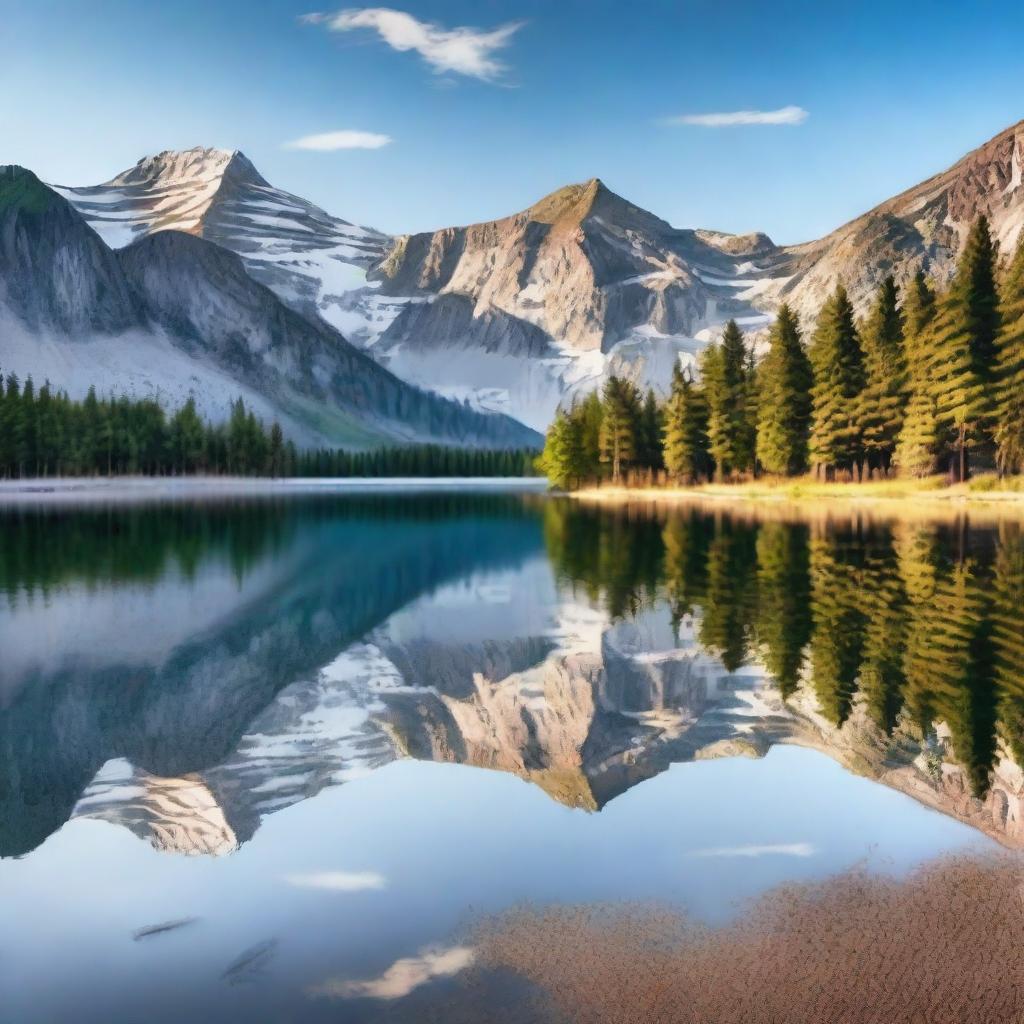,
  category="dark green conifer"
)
[927,214,1000,480]
[858,276,906,475]
[894,273,941,476]
[808,284,866,478]
[662,364,709,484]
[756,304,813,475]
